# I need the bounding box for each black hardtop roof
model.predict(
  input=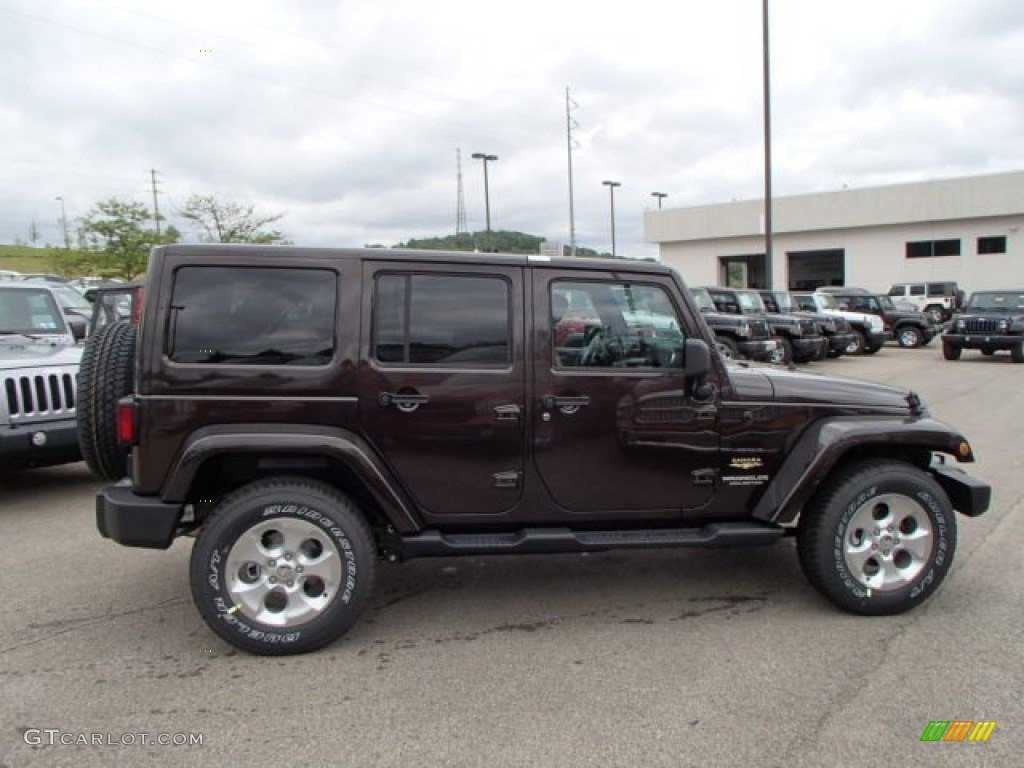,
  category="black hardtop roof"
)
[155,244,676,277]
